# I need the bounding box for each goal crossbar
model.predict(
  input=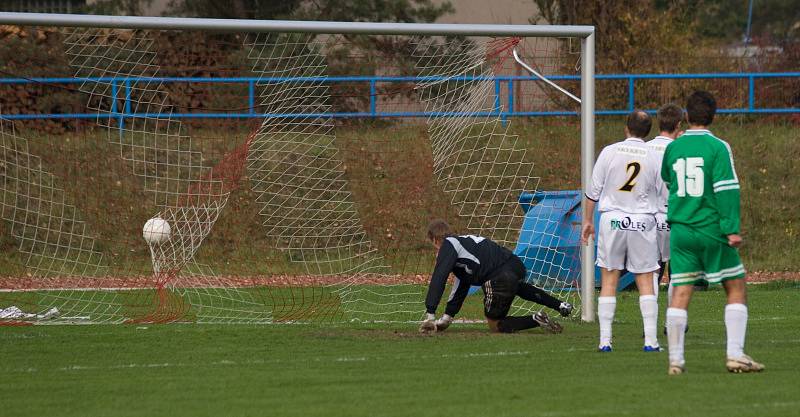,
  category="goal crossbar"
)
[0,12,593,37]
